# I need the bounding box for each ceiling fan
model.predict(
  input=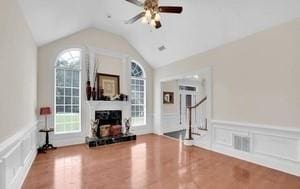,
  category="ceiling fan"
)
[125,0,183,29]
